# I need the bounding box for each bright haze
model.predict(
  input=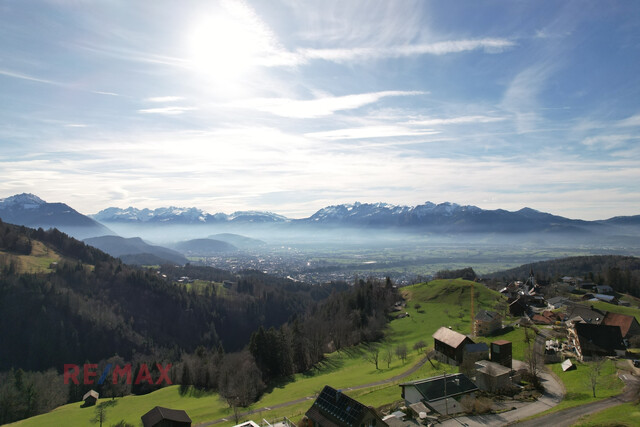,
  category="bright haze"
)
[1,1,639,220]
